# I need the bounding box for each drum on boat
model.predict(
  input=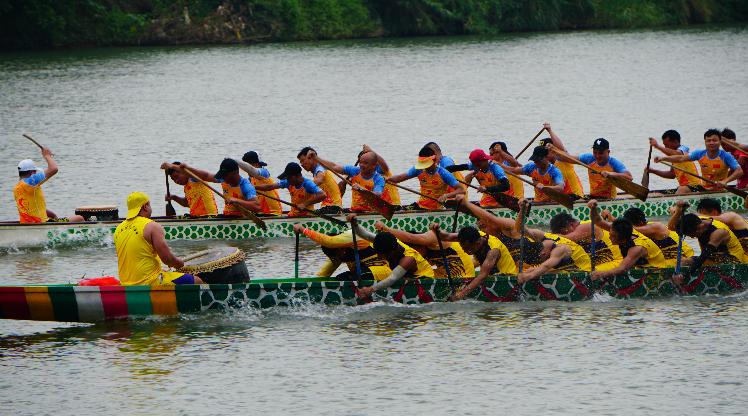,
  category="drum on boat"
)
[75,205,119,221]
[178,247,249,284]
